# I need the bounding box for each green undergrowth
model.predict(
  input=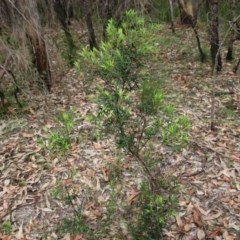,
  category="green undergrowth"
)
[37,107,76,158]
[0,89,23,117]
[0,221,12,235]
[38,10,191,239]
[131,177,179,239]
[74,10,190,239]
